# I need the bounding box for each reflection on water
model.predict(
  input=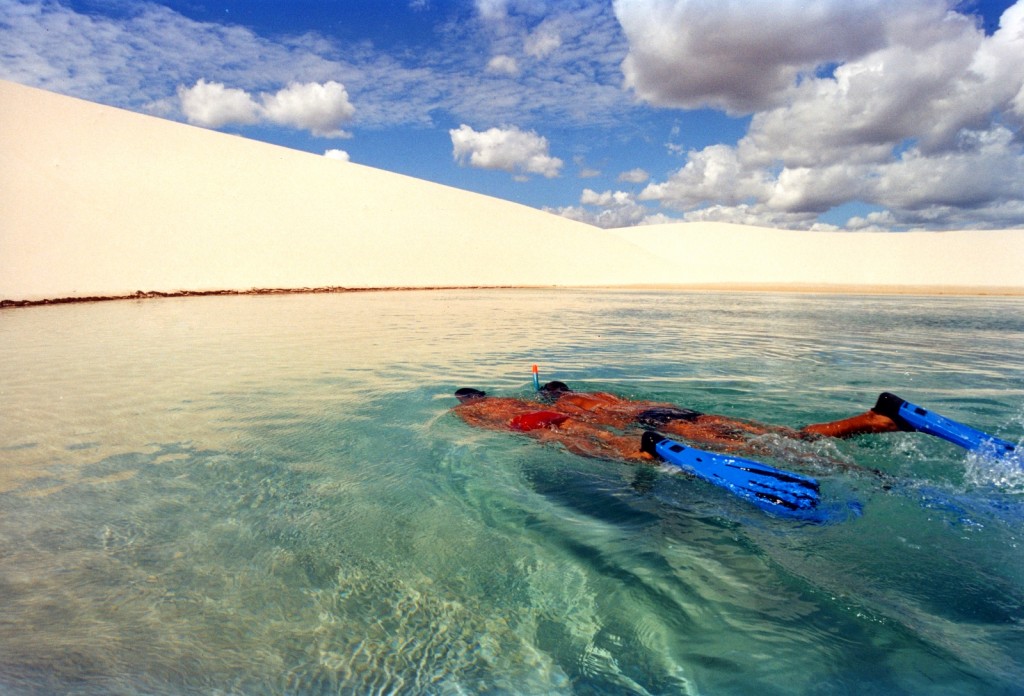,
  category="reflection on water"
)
[1,290,1023,694]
